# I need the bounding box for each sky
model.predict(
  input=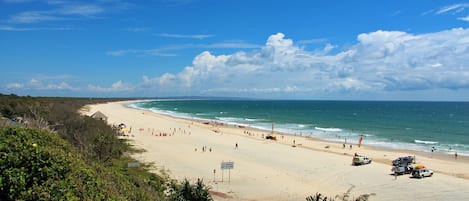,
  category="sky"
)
[1,0,469,100]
